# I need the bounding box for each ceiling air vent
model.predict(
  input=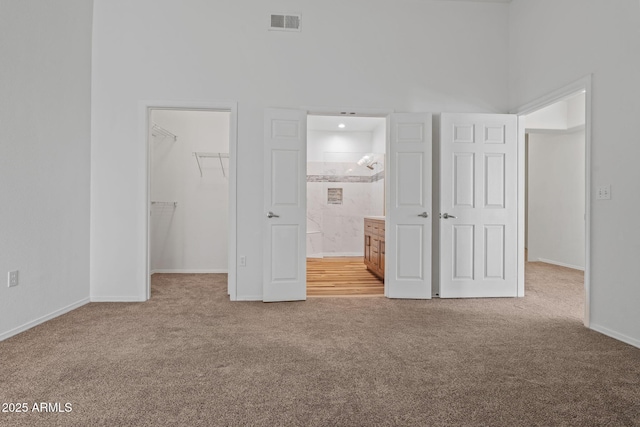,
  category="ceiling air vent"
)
[270,14,301,32]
